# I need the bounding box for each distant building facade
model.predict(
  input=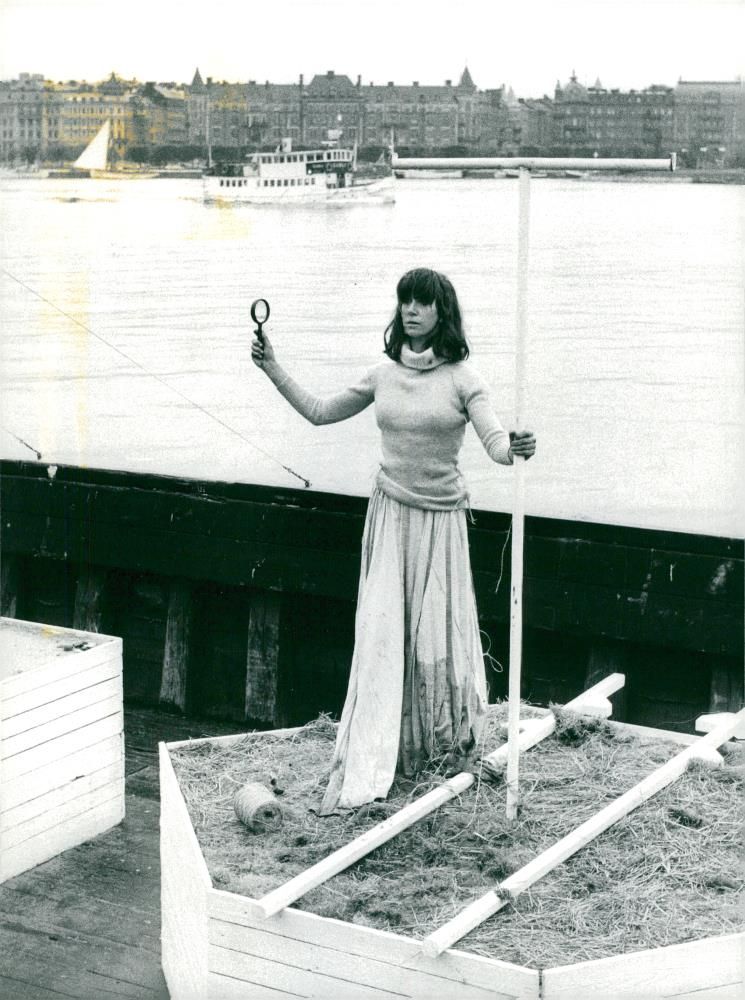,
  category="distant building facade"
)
[1,68,743,166]
[549,73,675,157]
[673,80,745,166]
